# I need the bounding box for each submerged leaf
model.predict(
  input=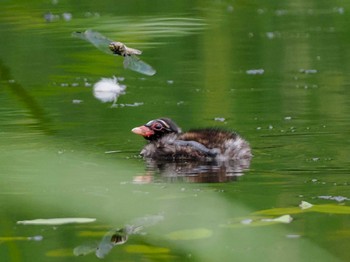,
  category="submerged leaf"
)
[254,207,302,216]
[17,217,96,225]
[124,244,170,254]
[311,204,350,214]
[261,214,293,224]
[254,202,350,216]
